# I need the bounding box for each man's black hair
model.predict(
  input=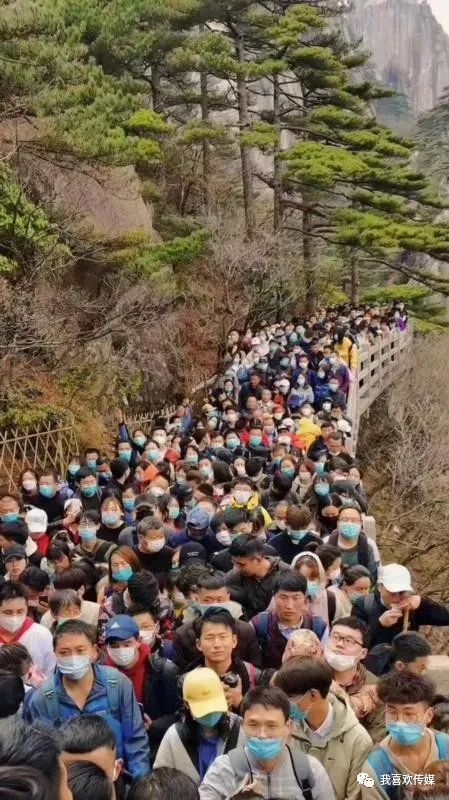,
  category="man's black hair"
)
[0,582,28,606]
[391,632,431,665]
[0,764,53,798]
[228,534,265,559]
[79,510,100,525]
[195,608,237,638]
[128,571,160,610]
[52,568,86,592]
[60,715,116,754]
[231,477,254,490]
[85,448,100,457]
[0,718,64,798]
[77,467,96,482]
[274,656,333,699]
[378,670,436,707]
[137,516,164,536]
[20,567,49,593]
[331,615,370,648]
[128,768,199,800]
[53,619,96,648]
[241,687,290,722]
[176,564,210,597]
[273,570,307,596]
[0,521,28,545]
[67,761,113,800]
[0,675,25,718]
[196,572,227,592]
